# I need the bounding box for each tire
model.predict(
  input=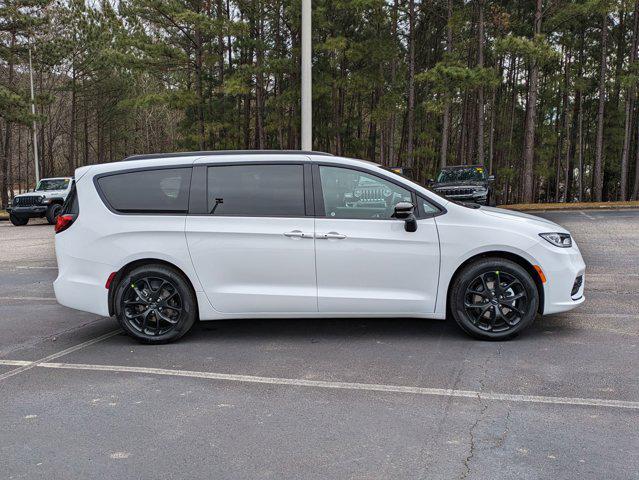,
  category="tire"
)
[449,258,538,340]
[114,264,197,344]
[46,204,63,225]
[9,214,28,226]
